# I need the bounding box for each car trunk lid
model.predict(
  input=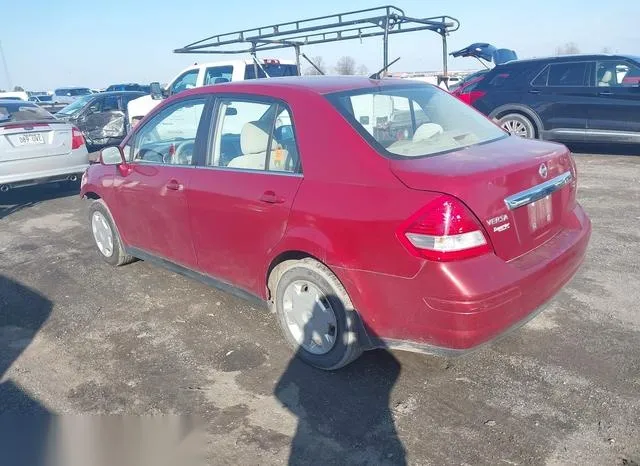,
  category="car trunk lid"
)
[389,136,577,261]
[0,121,74,162]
